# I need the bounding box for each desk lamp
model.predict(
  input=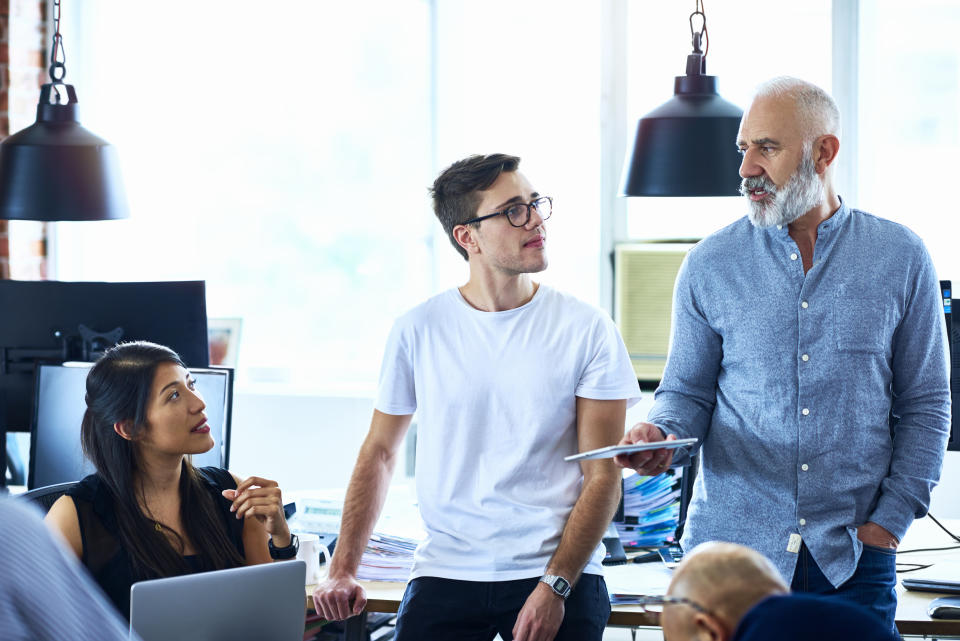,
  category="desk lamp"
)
[620,0,743,197]
[0,0,128,221]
